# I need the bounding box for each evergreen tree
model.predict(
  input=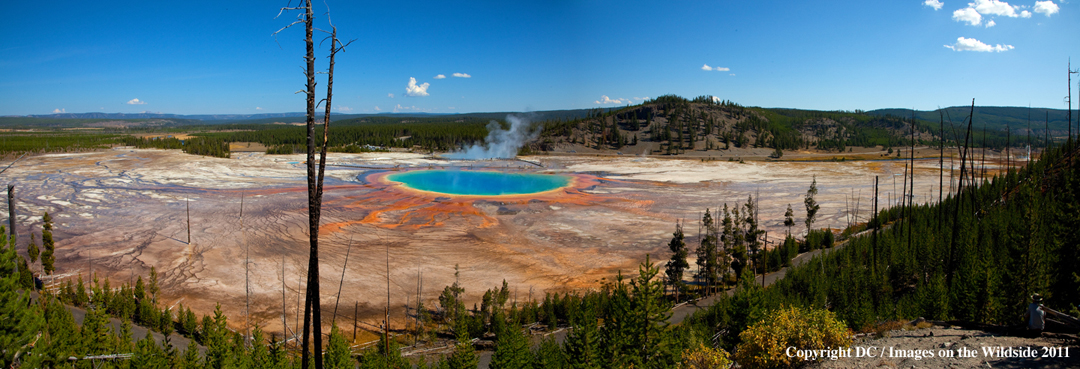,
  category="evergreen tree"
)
[698,210,719,295]
[490,322,532,369]
[784,204,795,236]
[27,233,38,265]
[722,205,748,280]
[250,325,270,369]
[132,331,169,368]
[532,336,567,369]
[629,255,672,368]
[41,212,55,275]
[744,195,763,274]
[563,303,600,369]
[203,303,234,369]
[181,339,202,368]
[324,325,353,369]
[0,234,45,366]
[664,222,688,301]
[599,272,633,368]
[804,176,820,234]
[445,334,479,369]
